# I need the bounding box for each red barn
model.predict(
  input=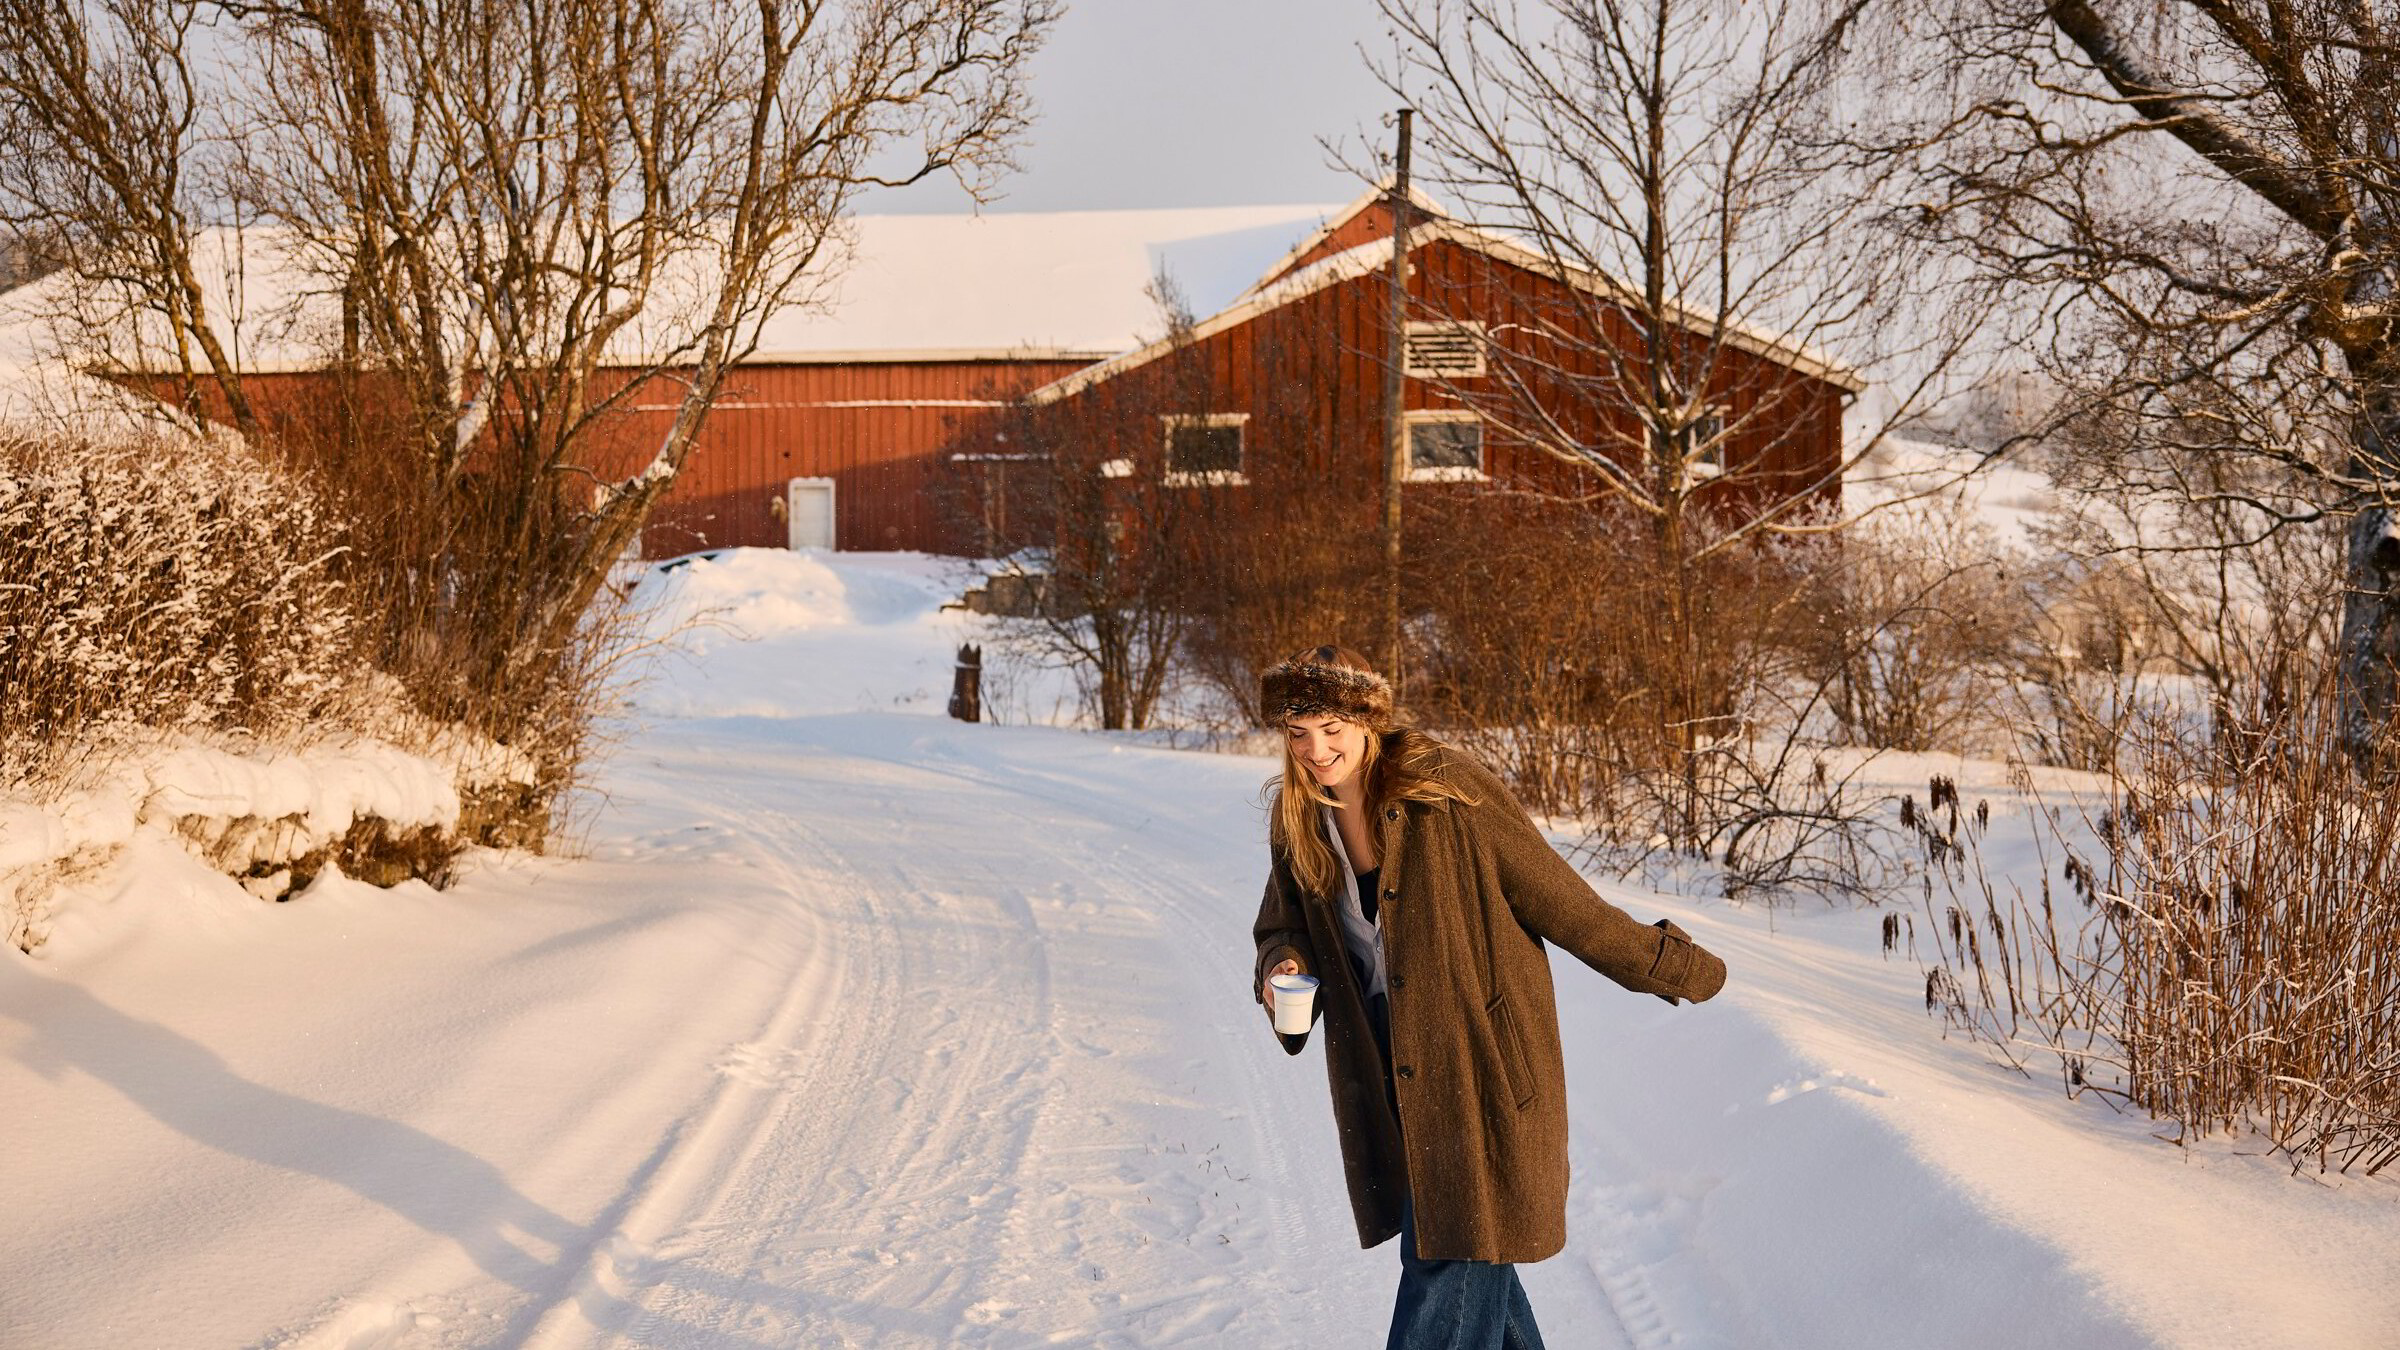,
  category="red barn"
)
[0,192,1859,560]
[0,206,1344,559]
[617,206,1346,557]
[1005,187,1863,539]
